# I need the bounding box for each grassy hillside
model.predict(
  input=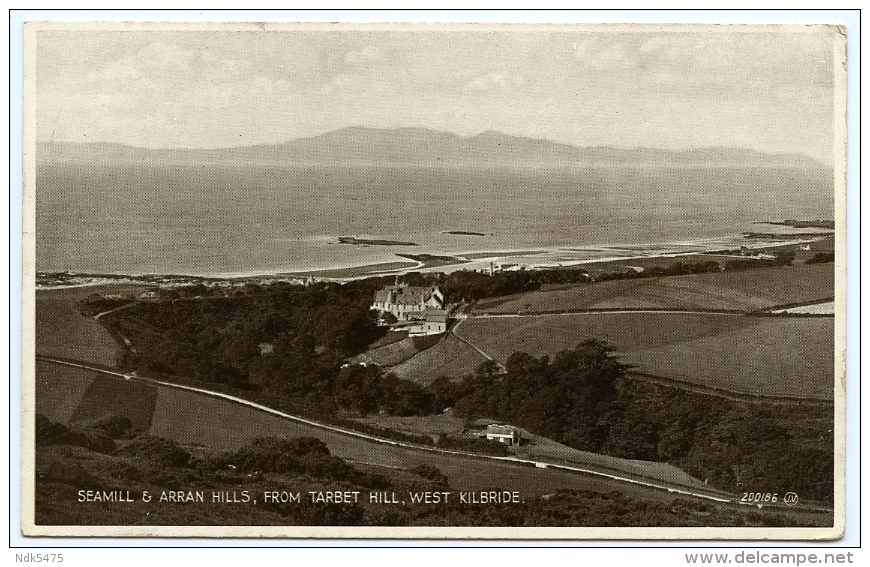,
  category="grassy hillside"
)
[35,359,159,429]
[35,359,99,423]
[388,335,488,384]
[474,264,833,314]
[36,360,713,499]
[448,343,833,503]
[355,334,443,368]
[457,314,833,399]
[35,440,829,527]
[70,375,159,430]
[35,286,144,366]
